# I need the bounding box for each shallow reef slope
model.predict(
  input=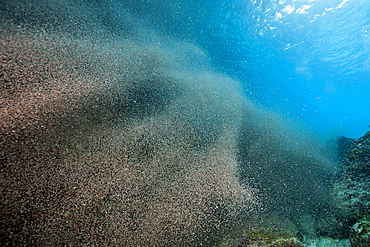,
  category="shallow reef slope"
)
[1,0,336,245]
[333,131,370,246]
[334,131,370,221]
